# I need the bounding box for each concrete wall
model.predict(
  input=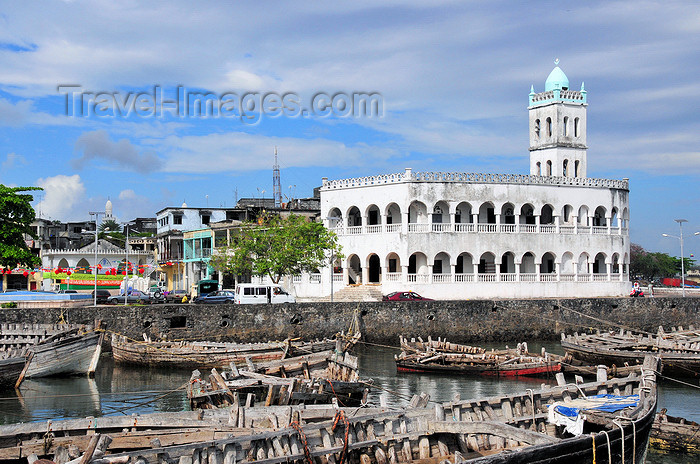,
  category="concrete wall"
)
[0,298,697,346]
